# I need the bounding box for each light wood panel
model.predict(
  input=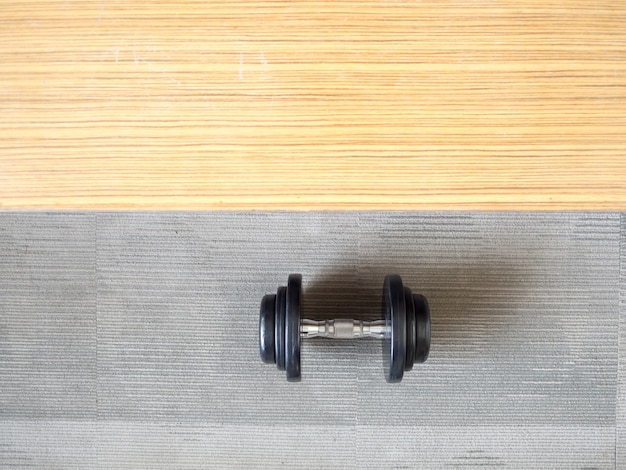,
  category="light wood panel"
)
[1,0,625,210]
